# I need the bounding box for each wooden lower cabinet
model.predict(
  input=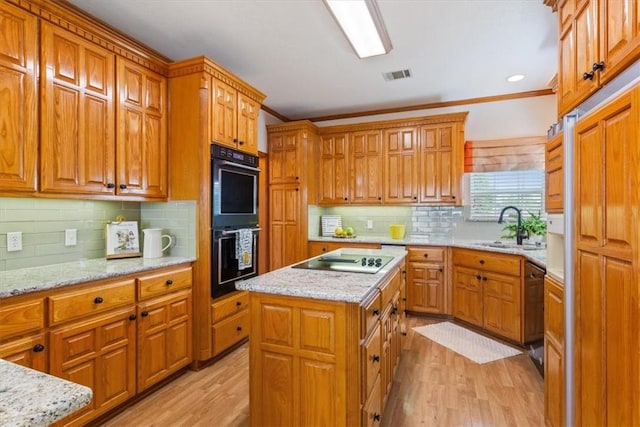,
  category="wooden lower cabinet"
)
[406,246,447,314]
[544,275,564,427]
[137,289,192,392]
[0,333,47,372]
[0,297,46,371]
[211,290,250,356]
[248,266,403,427]
[50,307,137,427]
[451,266,483,326]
